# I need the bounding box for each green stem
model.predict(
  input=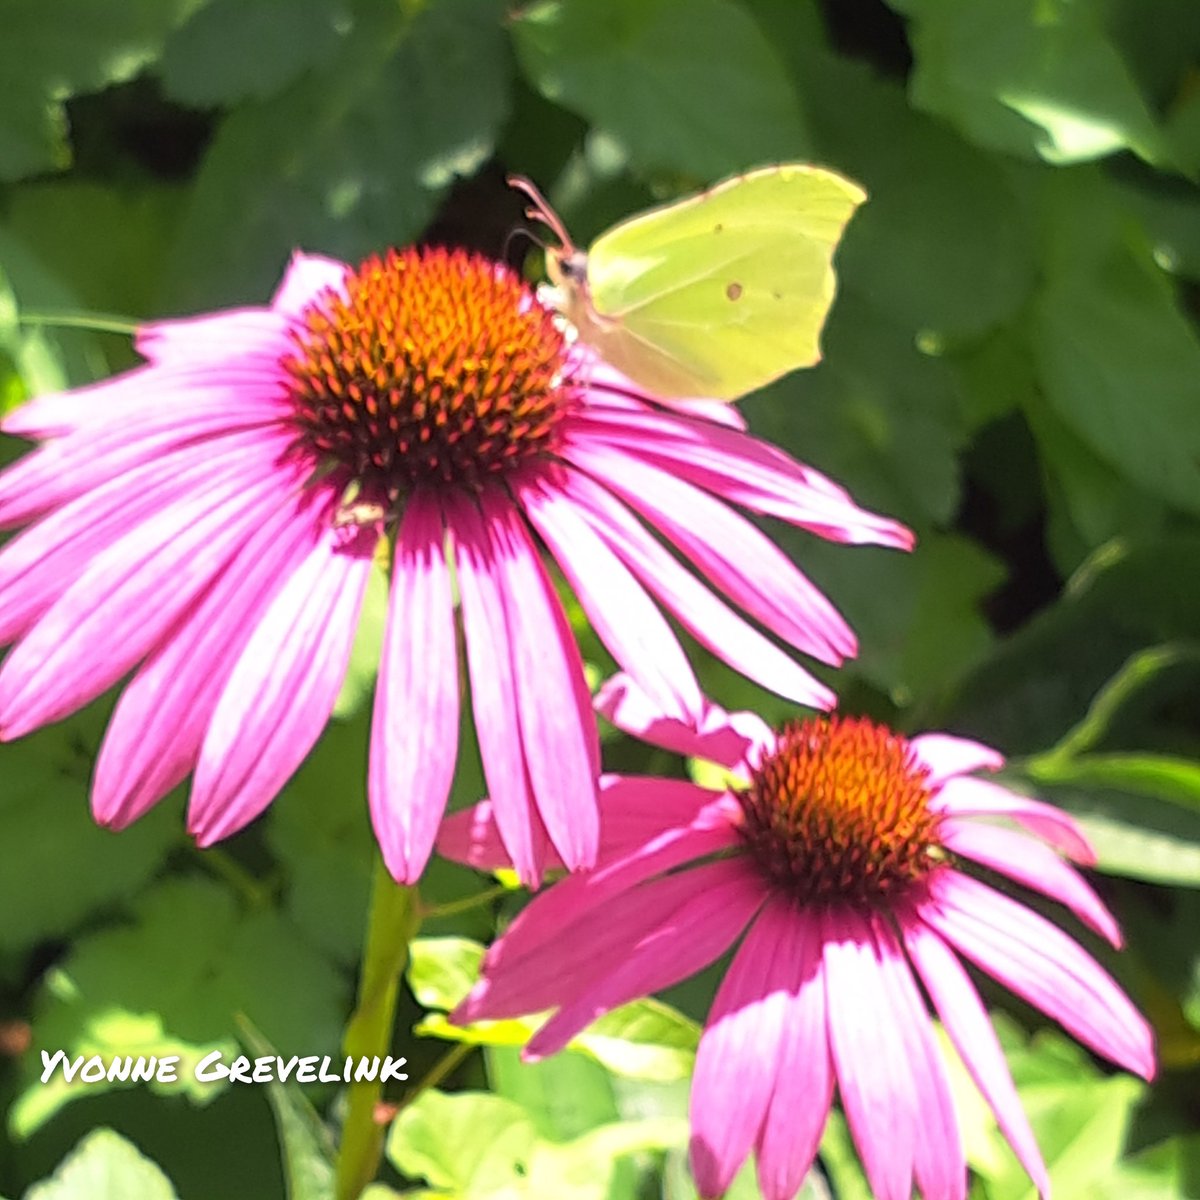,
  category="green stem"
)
[335,860,421,1200]
[18,310,140,337]
[401,1041,473,1108]
[421,883,510,922]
